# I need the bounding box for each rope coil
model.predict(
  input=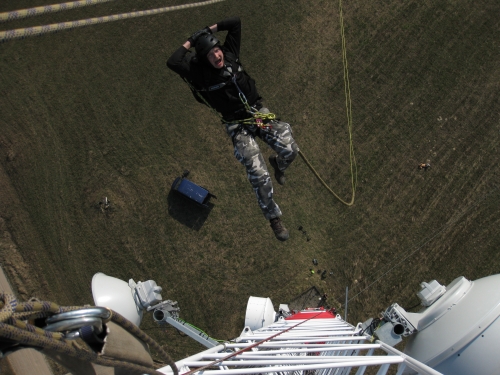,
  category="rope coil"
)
[0,293,179,375]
